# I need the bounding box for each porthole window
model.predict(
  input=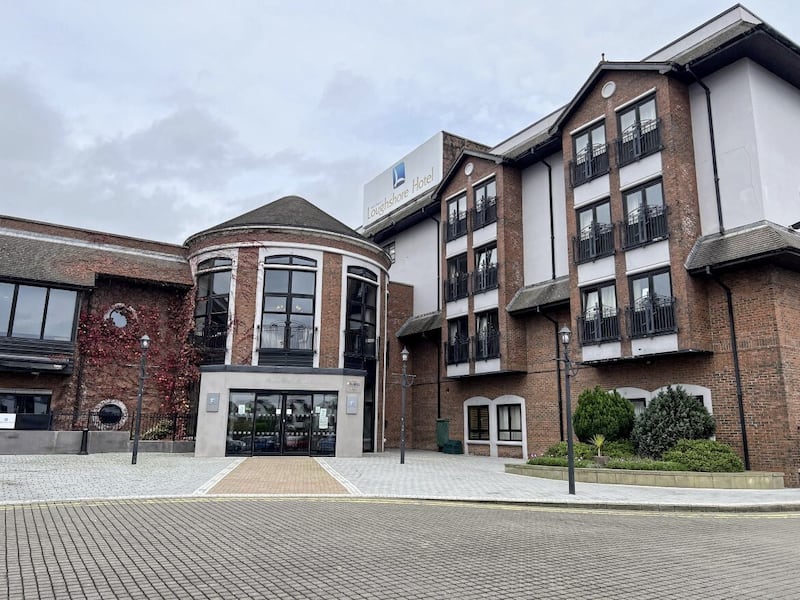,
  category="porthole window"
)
[105,304,135,329]
[92,399,128,430]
